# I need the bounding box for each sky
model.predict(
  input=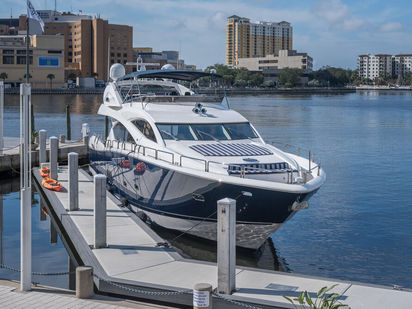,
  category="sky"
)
[3,0,412,69]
